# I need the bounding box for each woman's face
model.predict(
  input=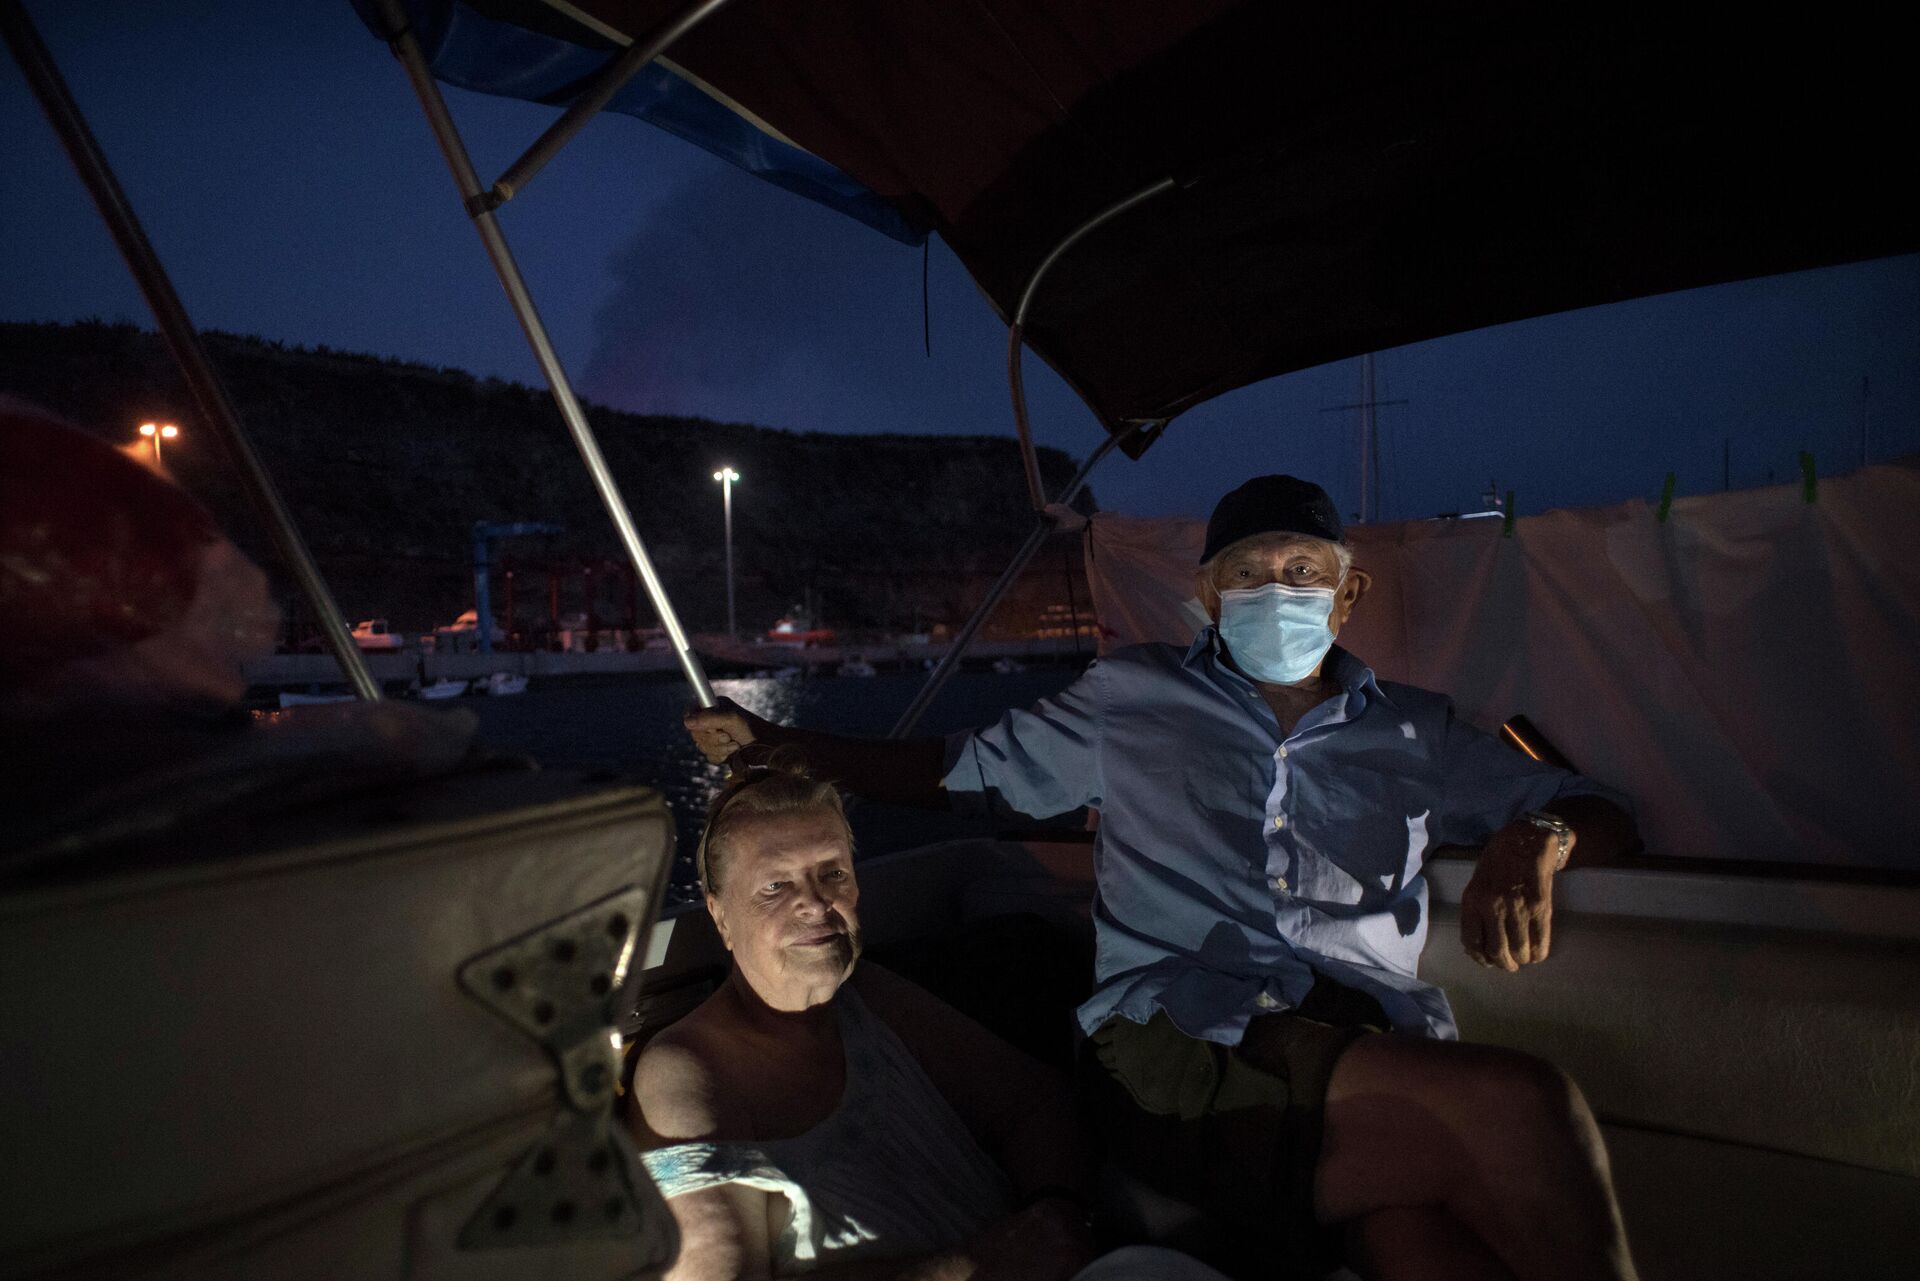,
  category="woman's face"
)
[706,808,861,1012]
